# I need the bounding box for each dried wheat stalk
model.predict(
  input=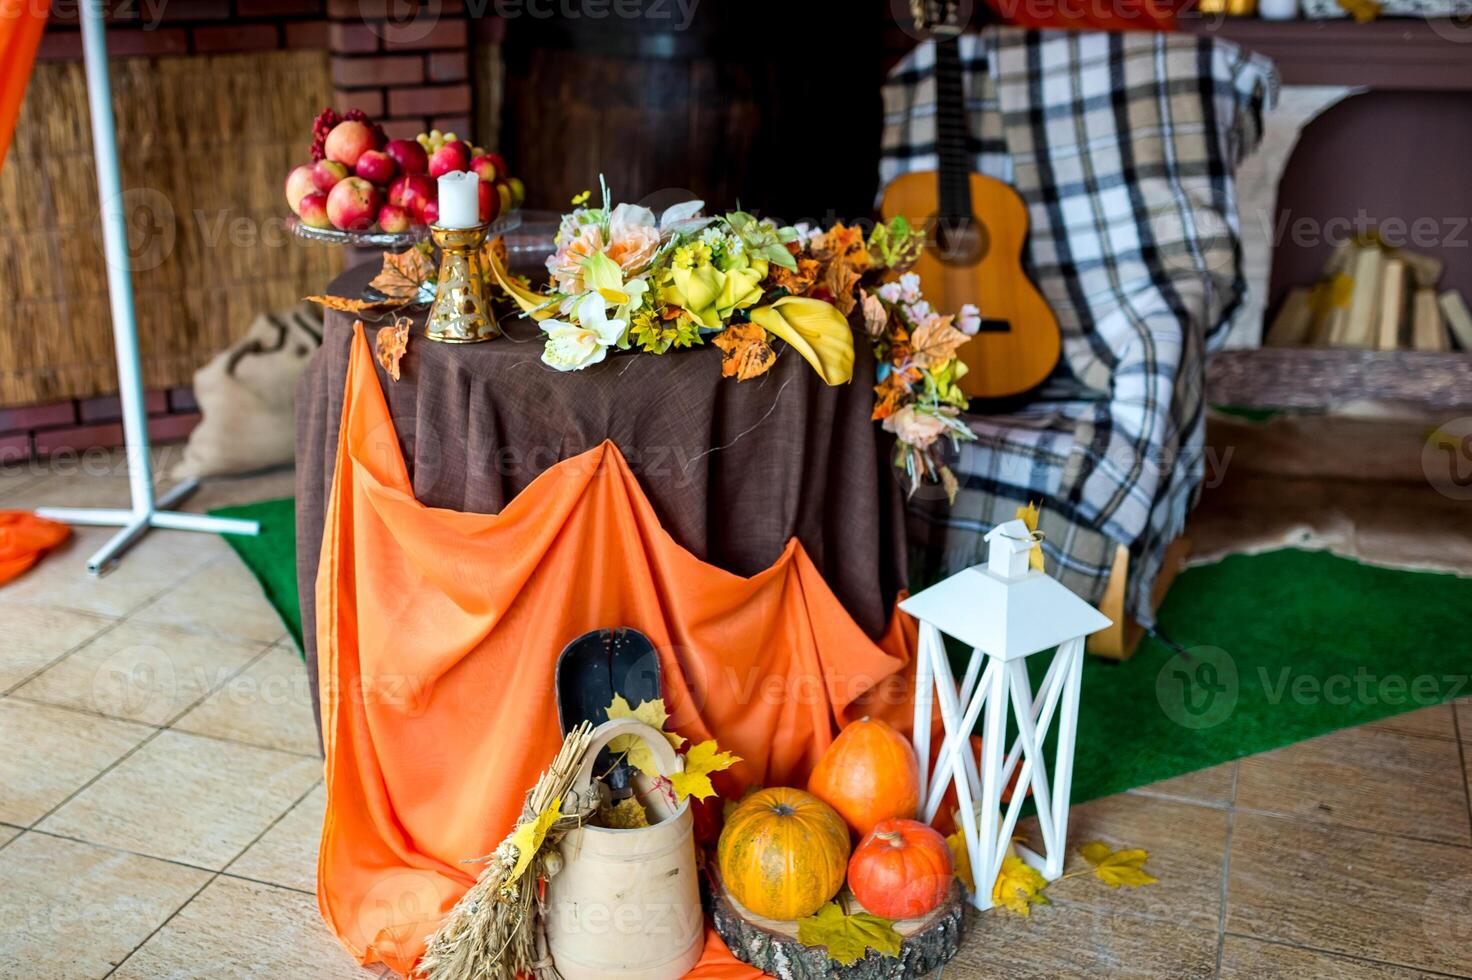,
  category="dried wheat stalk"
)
[416,721,597,980]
